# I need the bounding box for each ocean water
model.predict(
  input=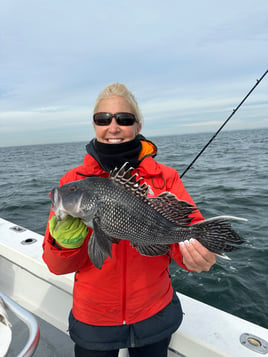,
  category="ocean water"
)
[0,128,267,329]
